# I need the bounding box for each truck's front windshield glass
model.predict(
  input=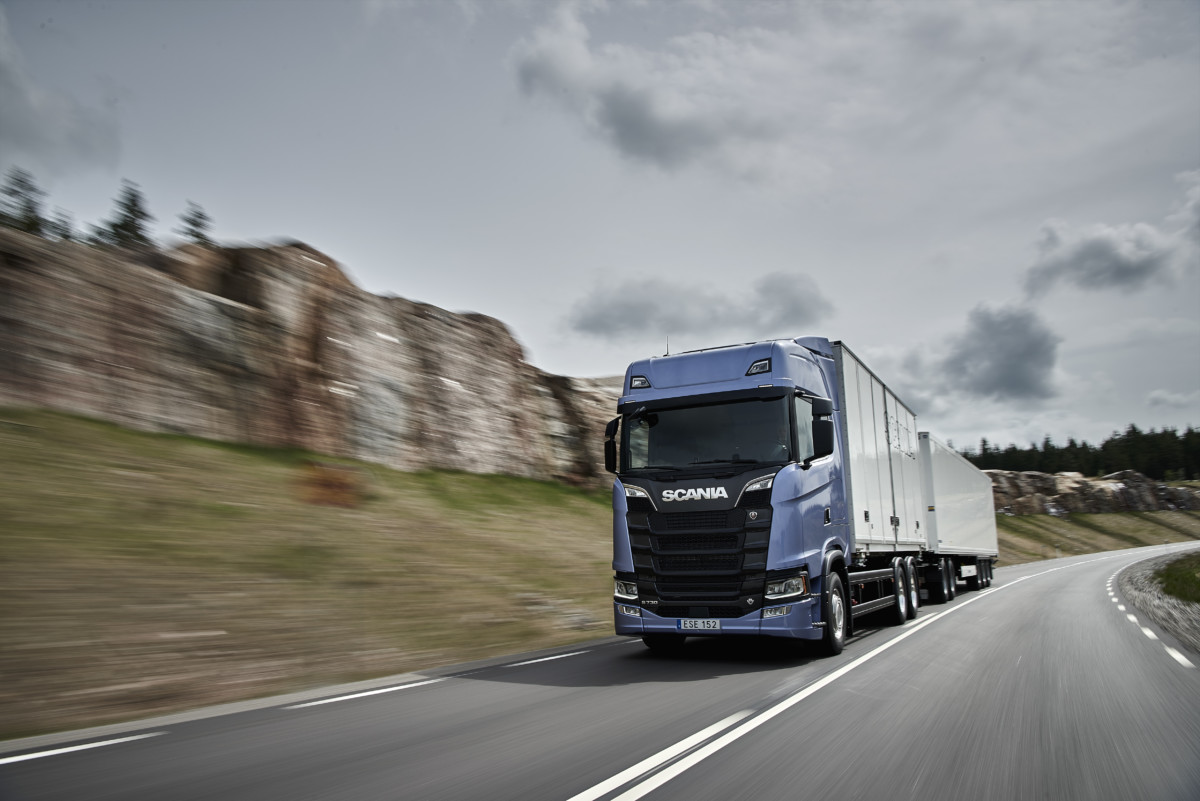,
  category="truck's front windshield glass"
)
[624,396,791,471]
